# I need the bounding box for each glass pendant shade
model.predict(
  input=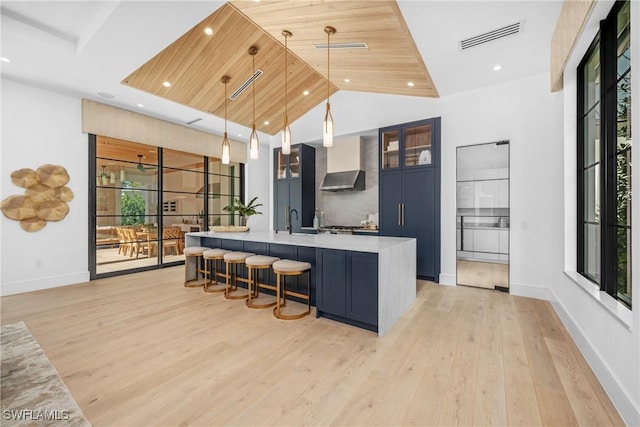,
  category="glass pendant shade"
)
[221,133,230,165]
[249,126,259,160]
[282,118,291,155]
[323,102,334,147]
[120,169,126,182]
[109,172,116,184]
